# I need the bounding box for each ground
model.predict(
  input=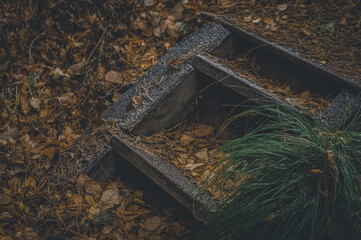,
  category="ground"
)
[0,0,359,239]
